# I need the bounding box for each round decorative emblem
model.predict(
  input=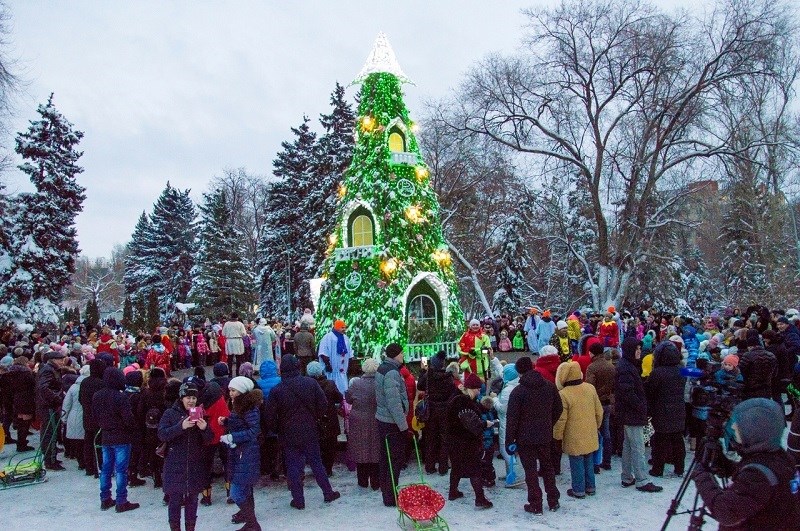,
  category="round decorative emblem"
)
[397,178,415,198]
[344,271,363,291]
